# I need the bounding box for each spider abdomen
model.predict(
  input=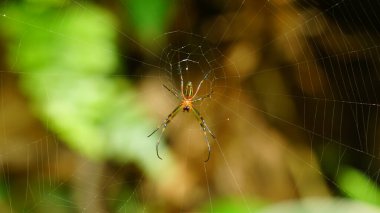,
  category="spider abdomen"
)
[183,105,190,112]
